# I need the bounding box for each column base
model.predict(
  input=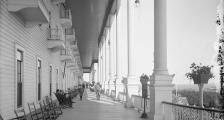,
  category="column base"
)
[148,113,164,120]
[125,75,139,108]
[149,73,174,120]
[141,112,148,118]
